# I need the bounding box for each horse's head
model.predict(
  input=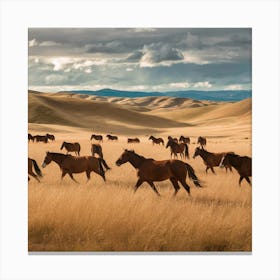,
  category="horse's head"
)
[219,153,237,168]
[116,149,133,166]
[193,147,202,159]
[179,136,183,141]
[148,136,152,140]
[42,152,52,168]
[60,142,65,150]
[166,139,171,148]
